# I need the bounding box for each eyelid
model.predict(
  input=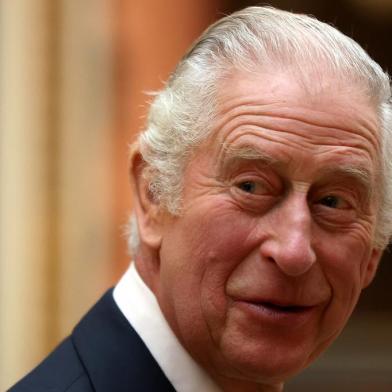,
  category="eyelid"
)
[230,165,282,189]
[233,174,276,194]
[312,190,363,220]
[312,185,362,205]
